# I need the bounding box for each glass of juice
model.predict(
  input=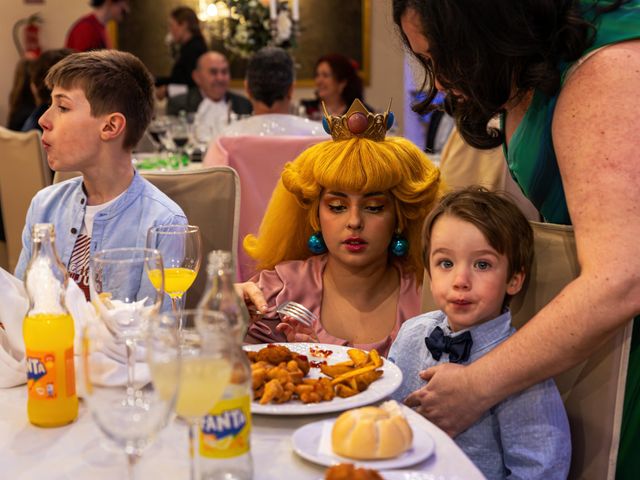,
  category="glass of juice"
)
[146,225,202,313]
[158,309,233,480]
